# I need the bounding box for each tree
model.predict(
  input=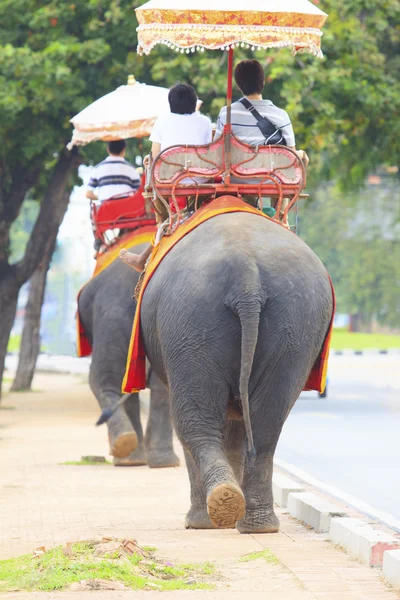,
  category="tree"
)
[148,0,400,187]
[299,176,400,330]
[0,0,148,399]
[1,0,399,396]
[11,237,57,392]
